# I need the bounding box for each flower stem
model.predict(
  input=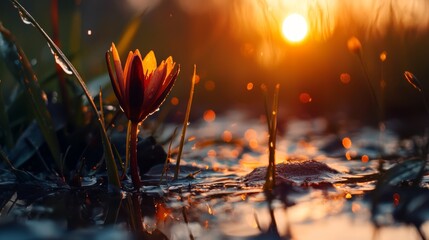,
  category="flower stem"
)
[129,121,141,189]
